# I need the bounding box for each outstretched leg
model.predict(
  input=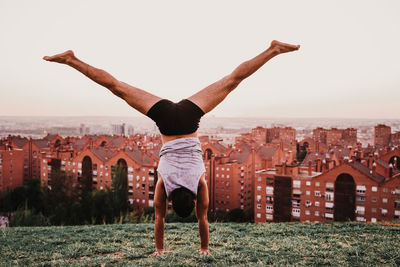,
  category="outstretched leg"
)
[187,40,300,114]
[43,51,162,115]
